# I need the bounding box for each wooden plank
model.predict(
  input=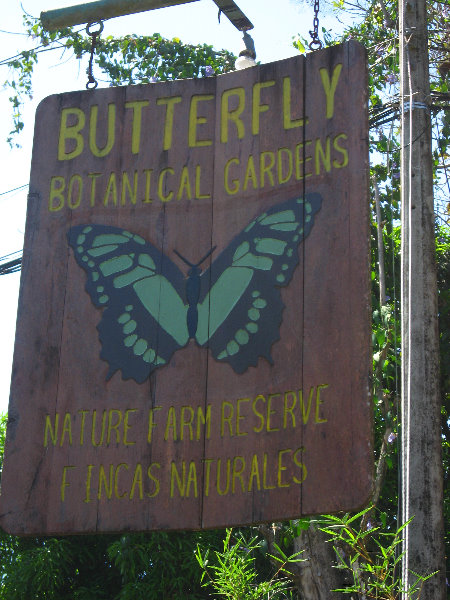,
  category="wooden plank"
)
[301,41,372,515]
[202,55,308,528]
[0,94,73,534]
